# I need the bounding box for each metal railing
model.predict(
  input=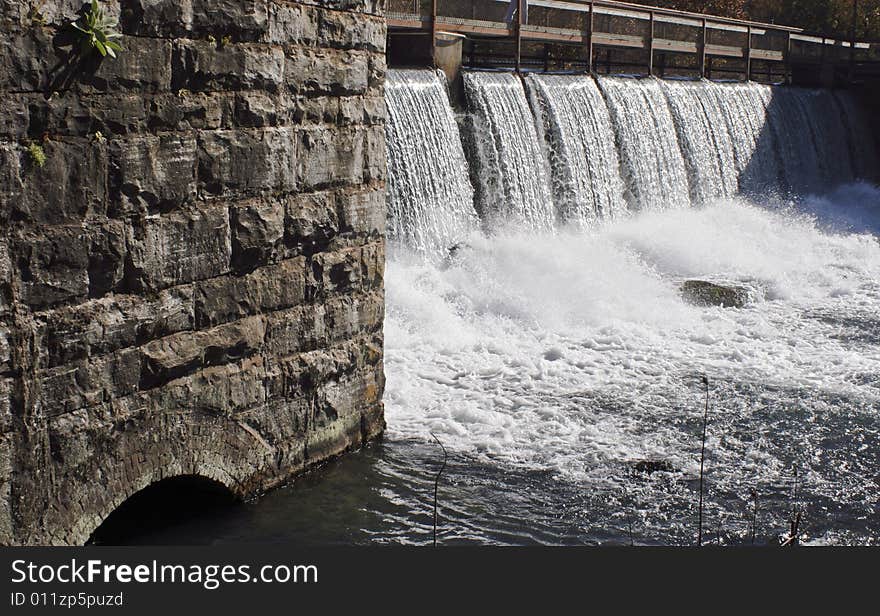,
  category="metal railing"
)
[387,0,880,81]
